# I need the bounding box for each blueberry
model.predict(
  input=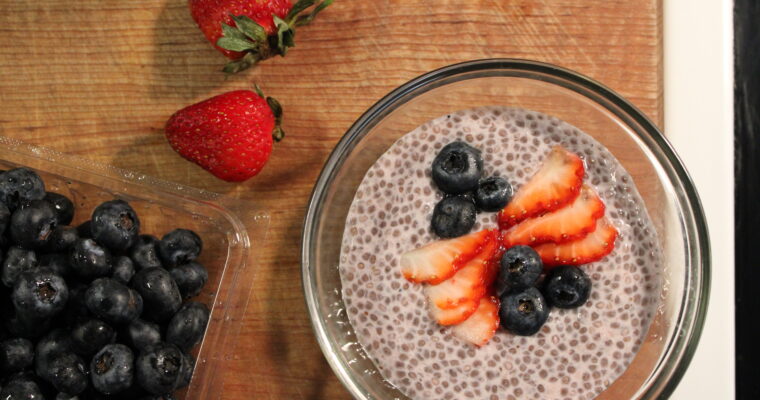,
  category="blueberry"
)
[129,235,163,270]
[44,352,88,395]
[131,268,181,323]
[431,141,483,194]
[76,221,92,239]
[135,343,184,394]
[176,352,195,390]
[474,176,513,212]
[12,268,69,318]
[44,226,79,253]
[0,202,10,236]
[430,196,476,238]
[69,239,112,280]
[499,287,550,336]
[84,278,143,325]
[44,192,75,226]
[0,168,46,211]
[70,319,116,357]
[157,229,202,268]
[542,265,592,309]
[111,257,135,285]
[9,199,57,250]
[91,200,140,252]
[35,329,73,378]
[169,262,208,299]
[123,319,162,352]
[495,245,543,297]
[2,246,38,287]
[90,344,134,394]
[62,283,91,326]
[166,302,210,351]
[0,375,44,400]
[0,338,34,373]
[39,253,72,278]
